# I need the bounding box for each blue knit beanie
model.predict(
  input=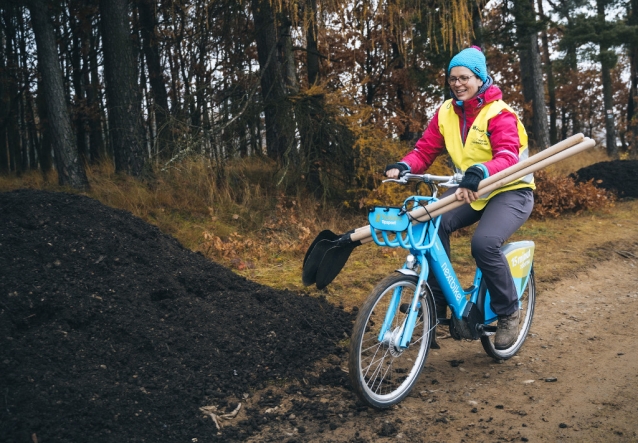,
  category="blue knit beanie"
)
[448,46,488,82]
